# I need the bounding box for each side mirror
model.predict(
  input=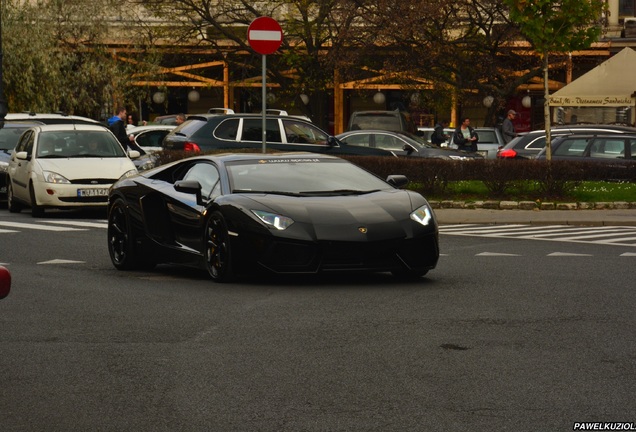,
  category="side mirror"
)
[16,151,29,161]
[174,180,203,205]
[386,174,409,189]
